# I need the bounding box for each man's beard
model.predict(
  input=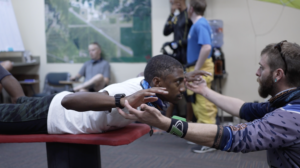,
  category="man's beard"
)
[258,73,274,98]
